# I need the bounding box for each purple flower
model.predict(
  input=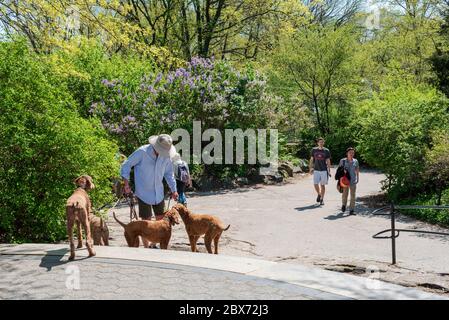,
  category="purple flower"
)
[123,115,136,122]
[175,68,184,78]
[155,73,162,84]
[147,85,157,94]
[101,79,116,88]
[89,103,98,114]
[167,73,174,84]
[188,56,215,71]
